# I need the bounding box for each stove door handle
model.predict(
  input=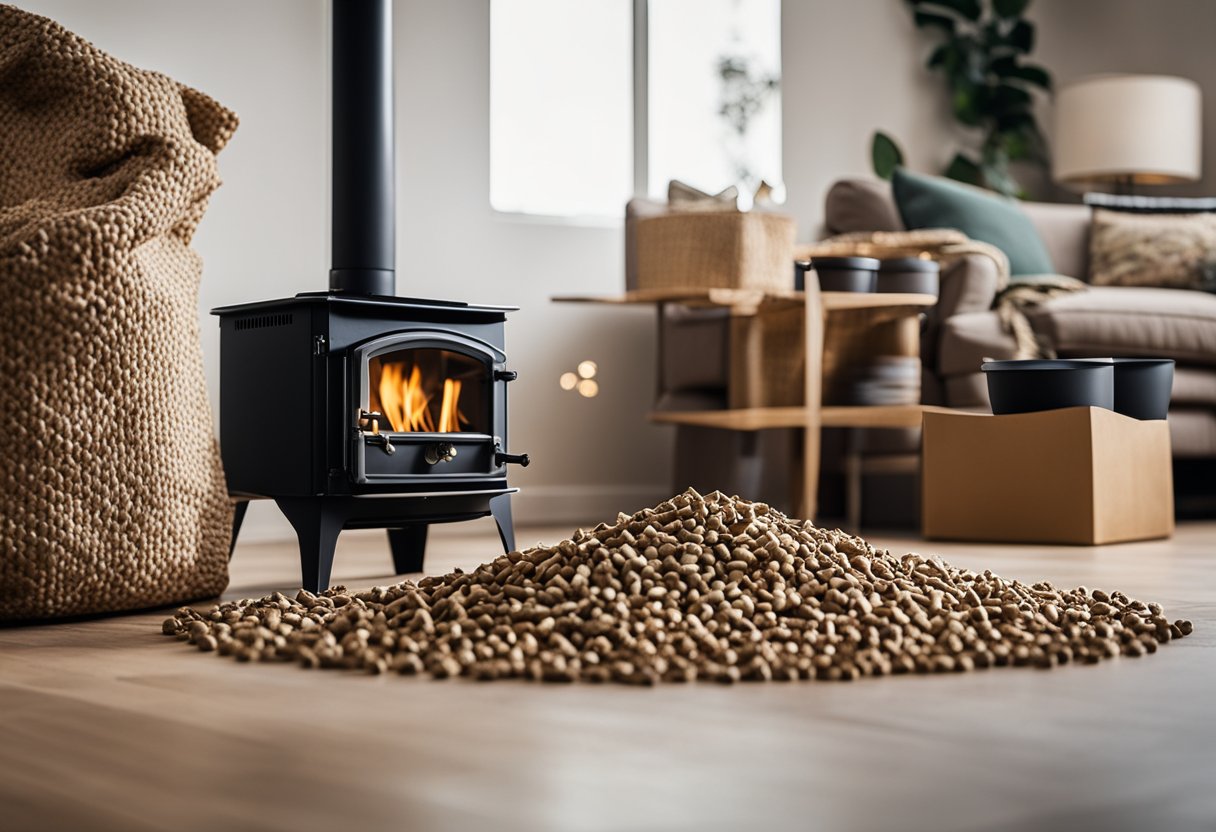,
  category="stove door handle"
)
[494,369,519,382]
[495,451,530,468]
